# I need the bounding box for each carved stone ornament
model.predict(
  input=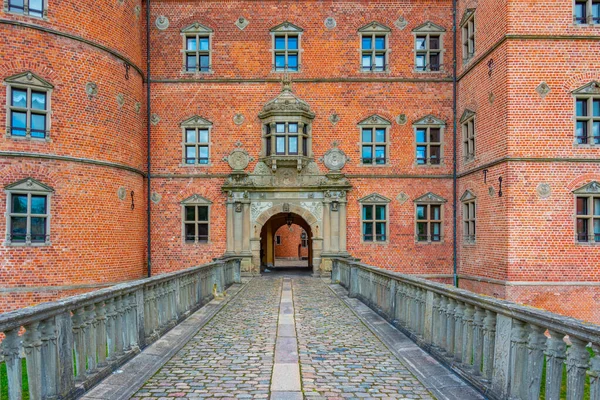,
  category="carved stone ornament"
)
[235,16,249,30]
[233,113,245,125]
[156,15,169,30]
[134,102,141,114]
[301,202,323,222]
[396,114,407,125]
[258,75,316,119]
[488,186,496,197]
[396,192,409,204]
[134,5,141,18]
[587,181,600,192]
[235,202,243,213]
[489,92,495,104]
[324,17,337,29]
[117,187,127,200]
[329,113,340,125]
[251,202,272,221]
[537,183,551,199]
[85,82,98,98]
[150,114,160,125]
[116,93,125,108]
[151,192,162,204]
[225,148,252,171]
[323,146,347,172]
[283,203,290,212]
[395,16,408,30]
[536,82,551,98]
